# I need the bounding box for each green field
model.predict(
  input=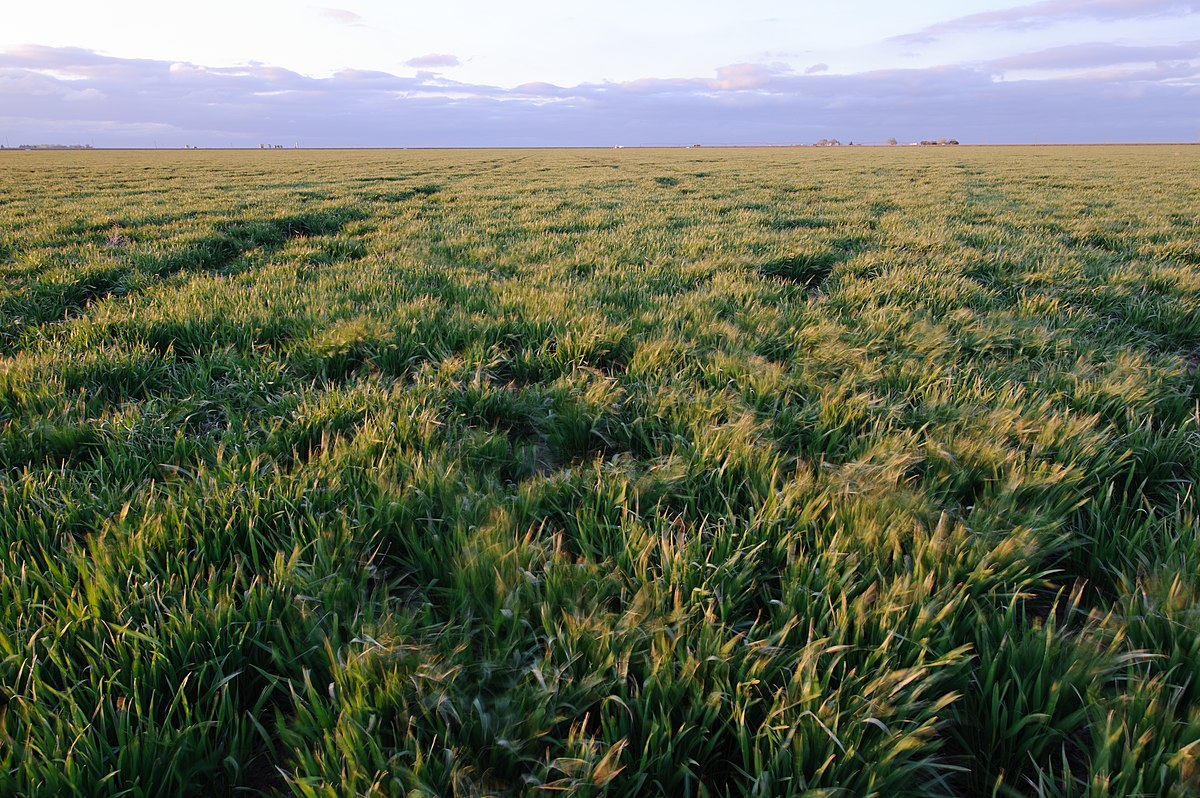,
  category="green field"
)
[1,146,1198,796]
